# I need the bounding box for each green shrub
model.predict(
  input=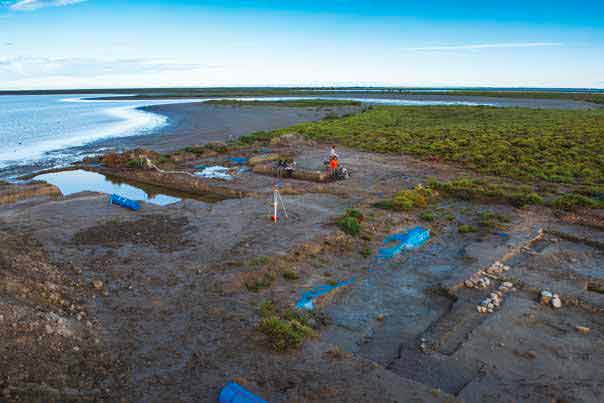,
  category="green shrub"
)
[337,216,361,236]
[430,178,543,207]
[420,211,436,222]
[345,209,364,221]
[550,194,601,211]
[257,316,314,351]
[458,224,478,234]
[478,211,511,229]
